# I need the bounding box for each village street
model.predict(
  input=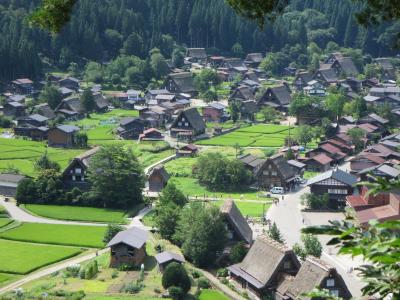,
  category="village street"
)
[265,162,365,298]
